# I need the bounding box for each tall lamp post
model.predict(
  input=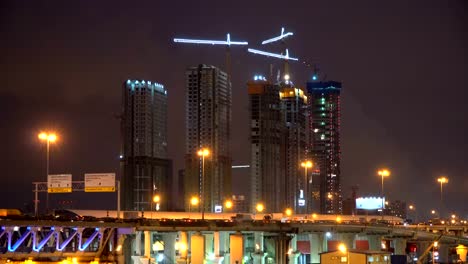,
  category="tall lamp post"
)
[377,169,390,217]
[224,200,233,212]
[437,176,448,217]
[197,148,210,220]
[300,160,313,213]
[189,196,199,218]
[38,132,58,213]
[408,205,416,223]
[153,194,161,211]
